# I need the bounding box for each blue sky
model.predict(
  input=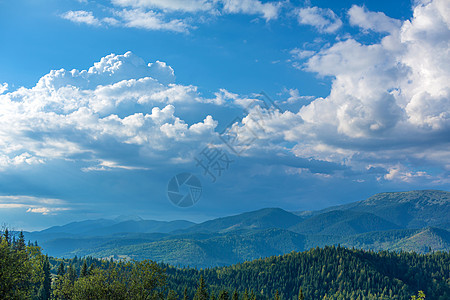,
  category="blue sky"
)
[0,0,449,230]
